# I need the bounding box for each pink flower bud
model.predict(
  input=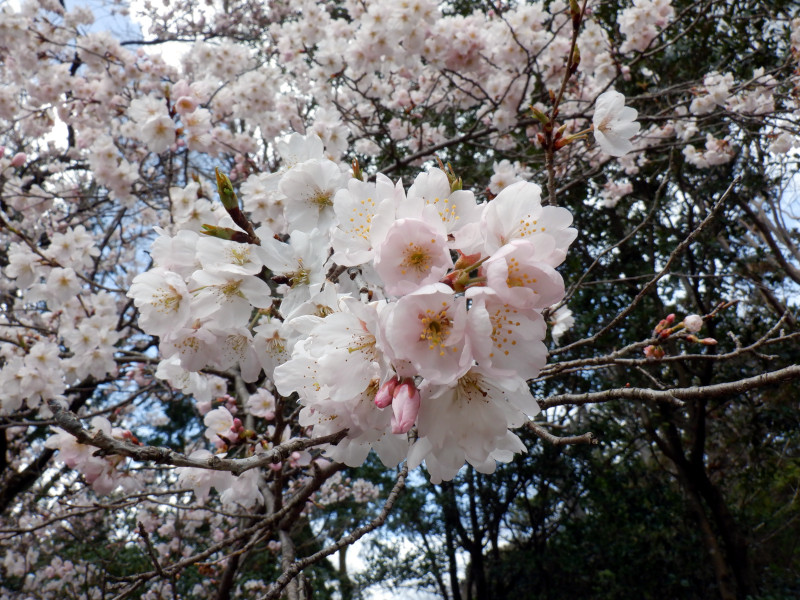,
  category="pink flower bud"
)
[375,376,399,408]
[700,337,717,346]
[232,418,243,432]
[390,379,420,435]
[665,313,676,324]
[644,345,665,360]
[10,152,26,167]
